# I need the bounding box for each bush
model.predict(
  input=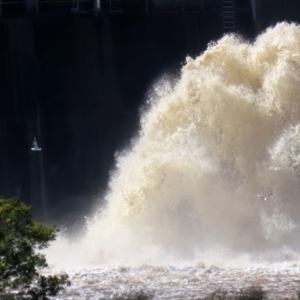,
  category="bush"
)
[0,197,70,299]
